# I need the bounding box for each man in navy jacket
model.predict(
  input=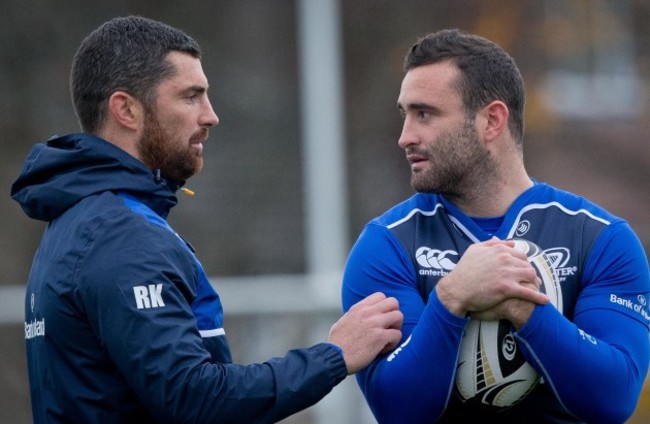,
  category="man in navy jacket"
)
[11,16,403,423]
